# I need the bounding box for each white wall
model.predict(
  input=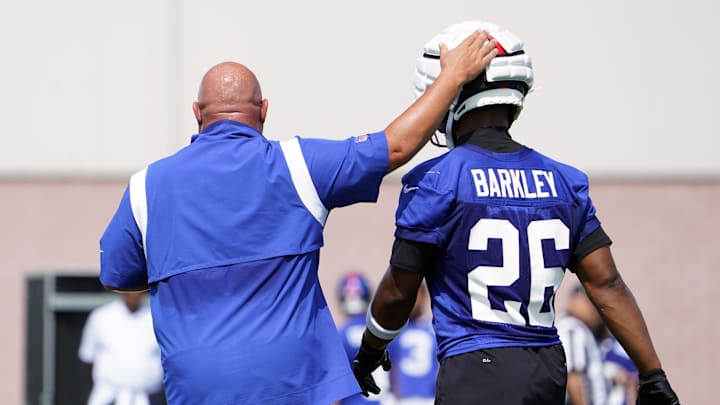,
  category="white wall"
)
[1,0,718,178]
